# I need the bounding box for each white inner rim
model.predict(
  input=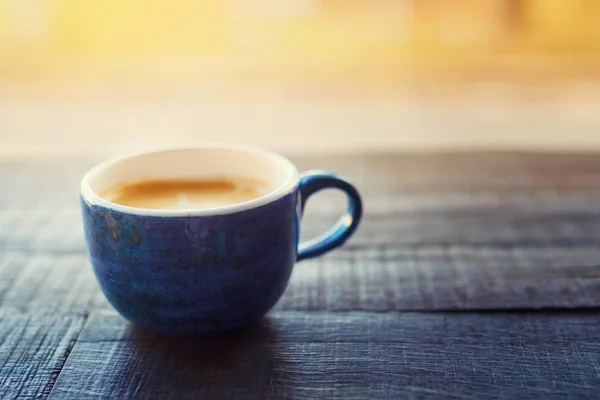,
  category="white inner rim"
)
[80,145,300,217]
